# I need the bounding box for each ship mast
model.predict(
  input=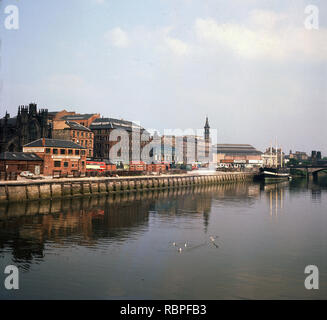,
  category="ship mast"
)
[280,146,283,168]
[275,137,278,168]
